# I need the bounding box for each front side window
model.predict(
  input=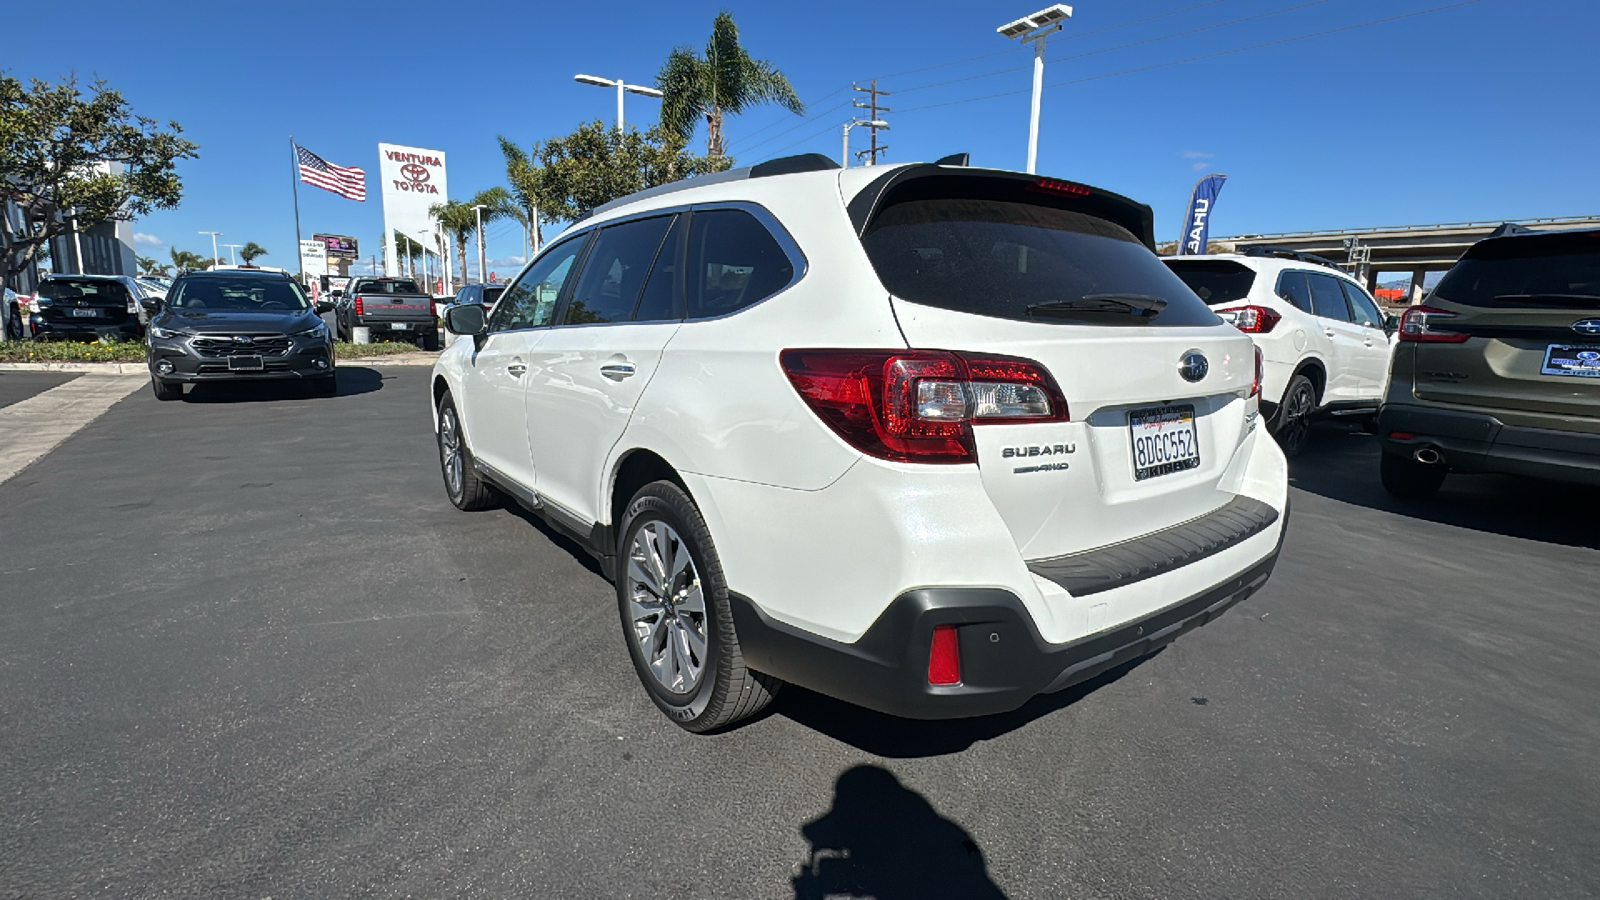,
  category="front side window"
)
[1306,273,1353,322]
[685,209,796,320]
[560,216,675,326]
[1340,280,1384,328]
[490,238,584,332]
